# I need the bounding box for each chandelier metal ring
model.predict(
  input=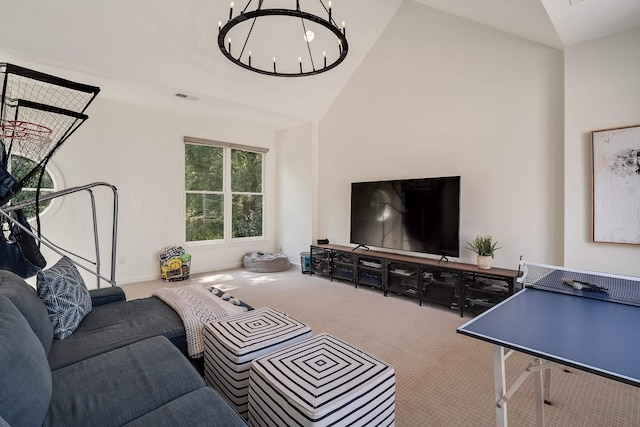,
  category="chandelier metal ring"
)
[218,4,349,77]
